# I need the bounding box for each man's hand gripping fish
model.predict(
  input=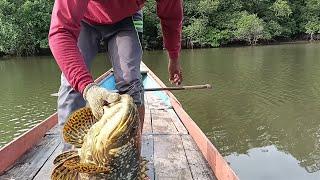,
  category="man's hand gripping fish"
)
[51,94,148,180]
